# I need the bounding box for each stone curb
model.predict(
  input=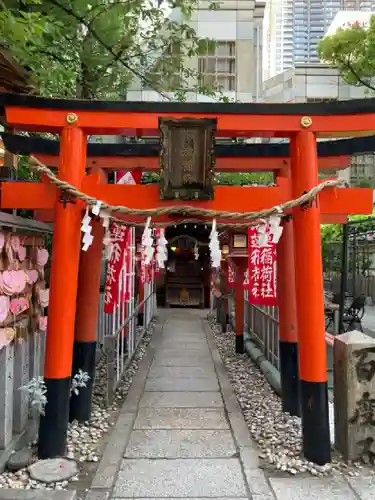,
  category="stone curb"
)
[202,320,276,499]
[86,321,163,498]
[0,492,76,499]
